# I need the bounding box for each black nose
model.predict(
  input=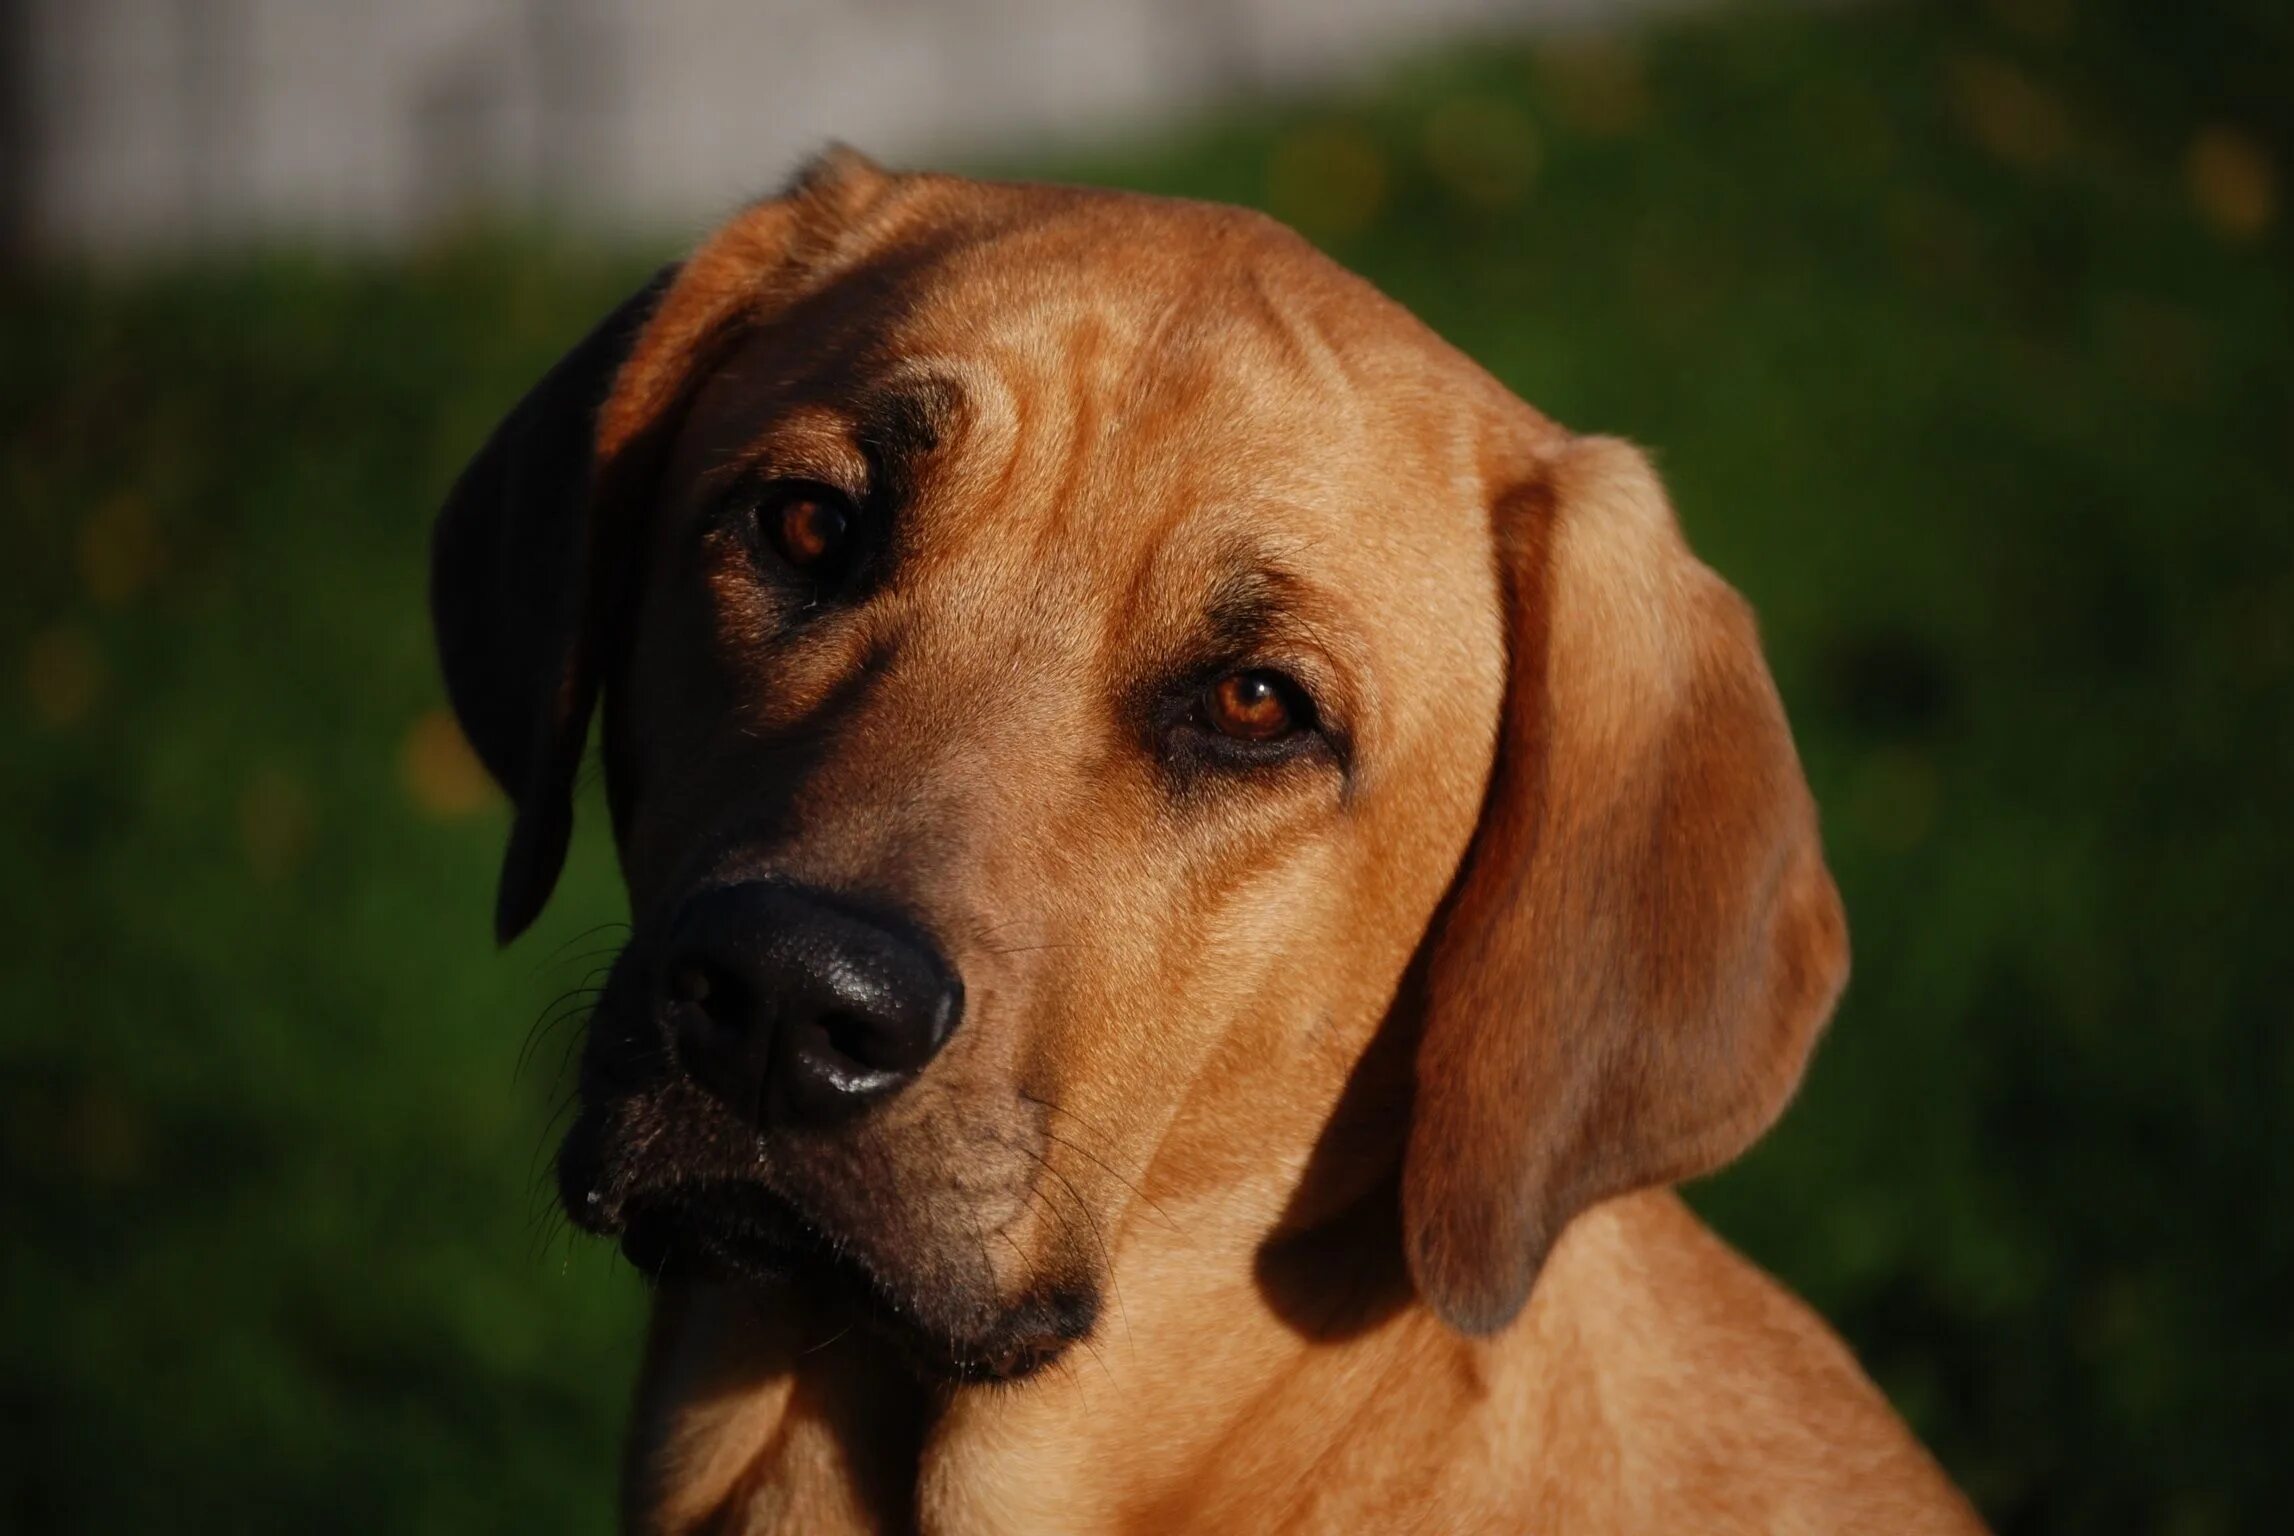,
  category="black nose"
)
[663,883,962,1126]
